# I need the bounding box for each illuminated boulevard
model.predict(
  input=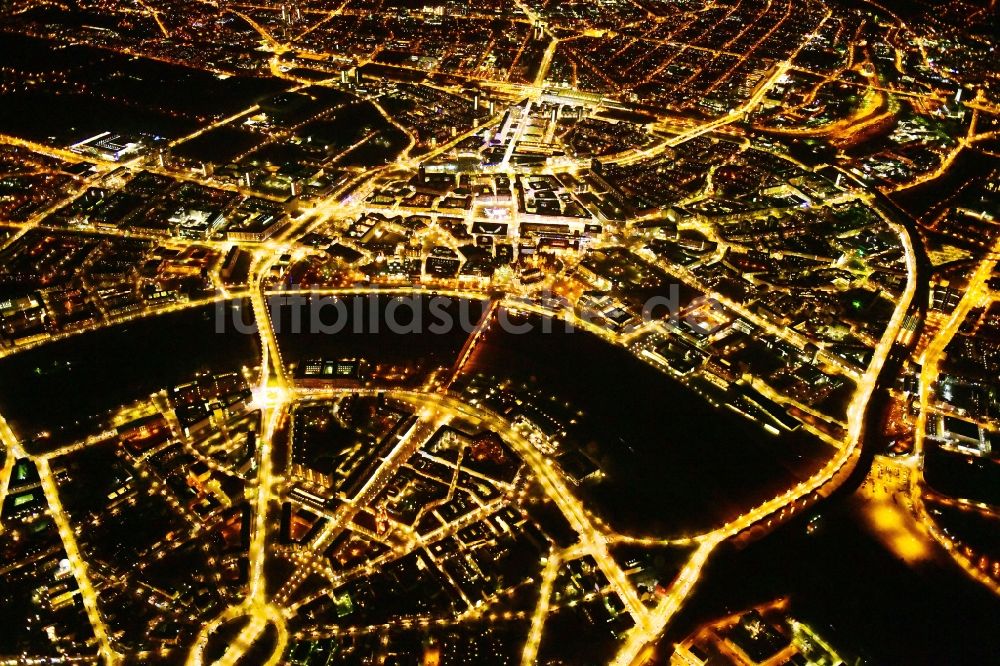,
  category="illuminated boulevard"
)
[0,0,996,662]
